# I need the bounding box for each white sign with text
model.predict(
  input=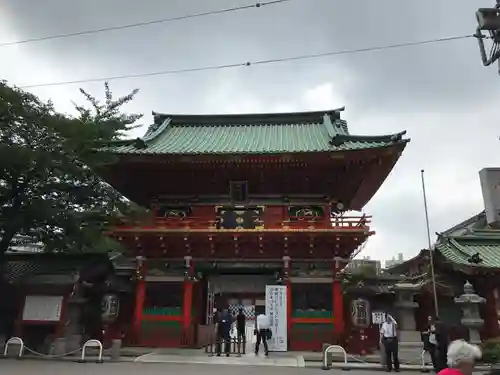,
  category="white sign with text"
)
[22,295,63,322]
[372,311,386,324]
[265,284,288,352]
